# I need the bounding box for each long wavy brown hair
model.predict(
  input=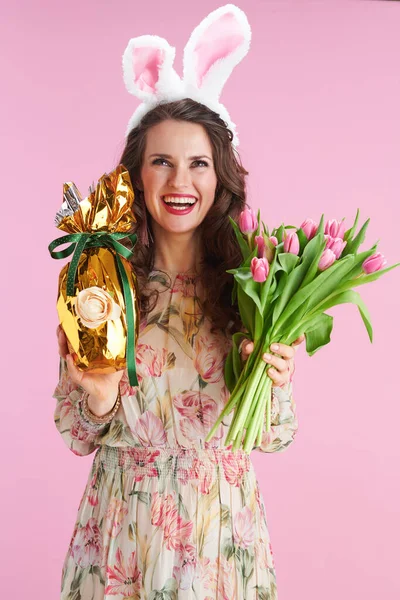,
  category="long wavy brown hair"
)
[118,98,249,334]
